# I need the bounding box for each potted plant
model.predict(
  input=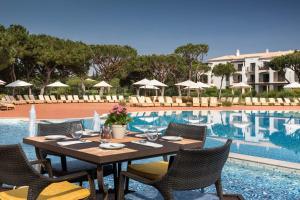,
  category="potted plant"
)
[104,104,131,139]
